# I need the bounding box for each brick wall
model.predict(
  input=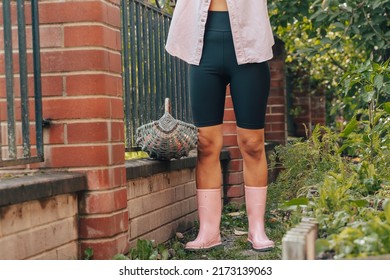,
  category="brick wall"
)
[266,39,288,144]
[0,194,78,260]
[0,172,85,260]
[127,169,197,247]
[125,150,229,248]
[0,0,129,259]
[292,89,326,138]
